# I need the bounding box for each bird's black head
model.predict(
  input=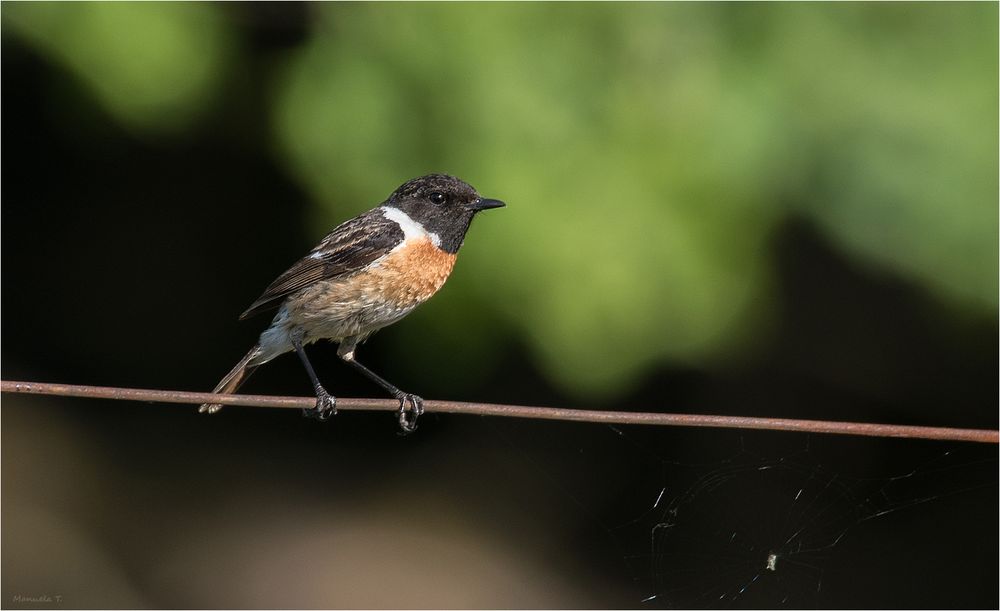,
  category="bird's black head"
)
[384,174,505,253]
